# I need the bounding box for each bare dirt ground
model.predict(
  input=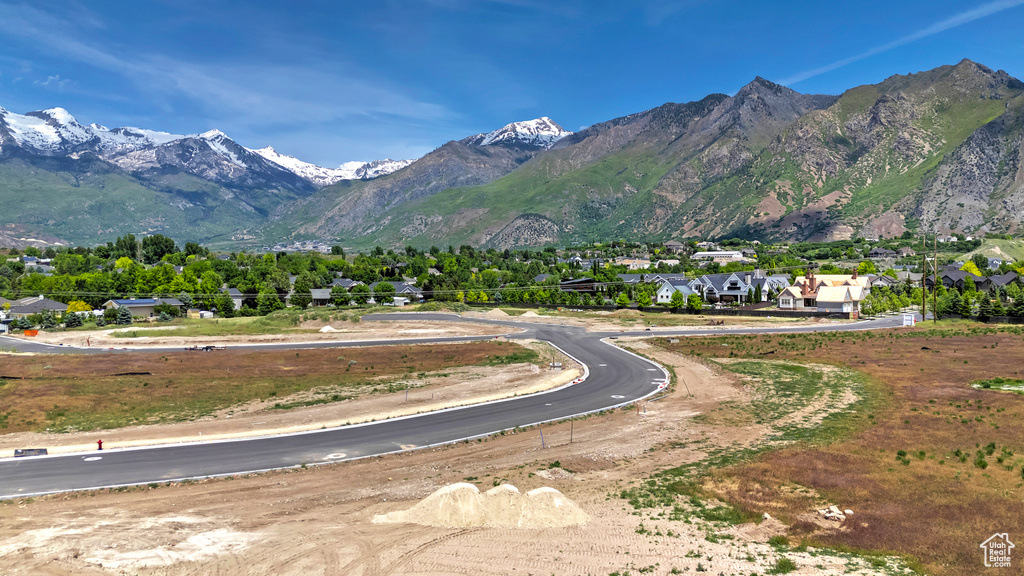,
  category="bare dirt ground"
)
[0,343,903,575]
[0,339,579,456]
[463,307,852,333]
[23,318,516,349]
